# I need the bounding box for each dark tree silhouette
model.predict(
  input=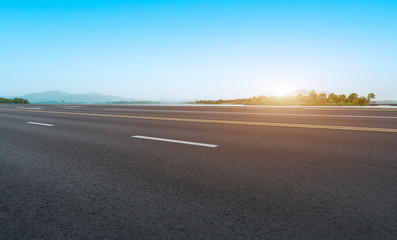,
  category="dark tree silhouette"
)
[0,97,29,104]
